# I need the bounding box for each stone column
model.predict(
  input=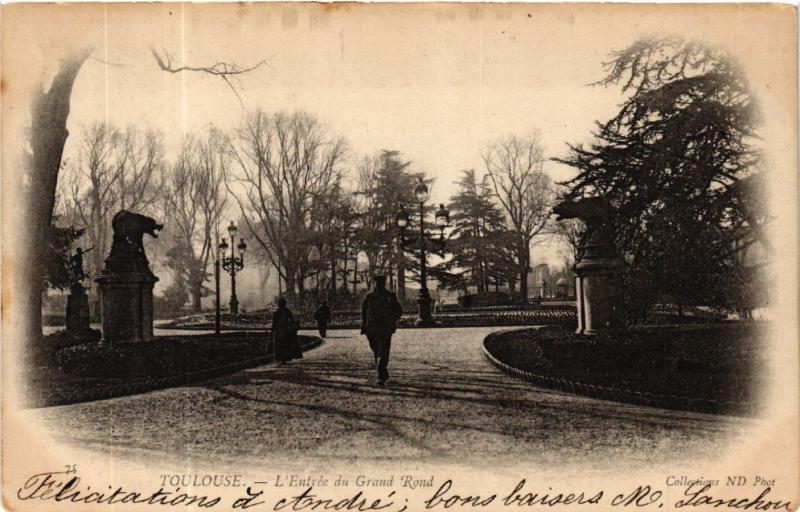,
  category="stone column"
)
[96,271,158,343]
[574,257,625,334]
